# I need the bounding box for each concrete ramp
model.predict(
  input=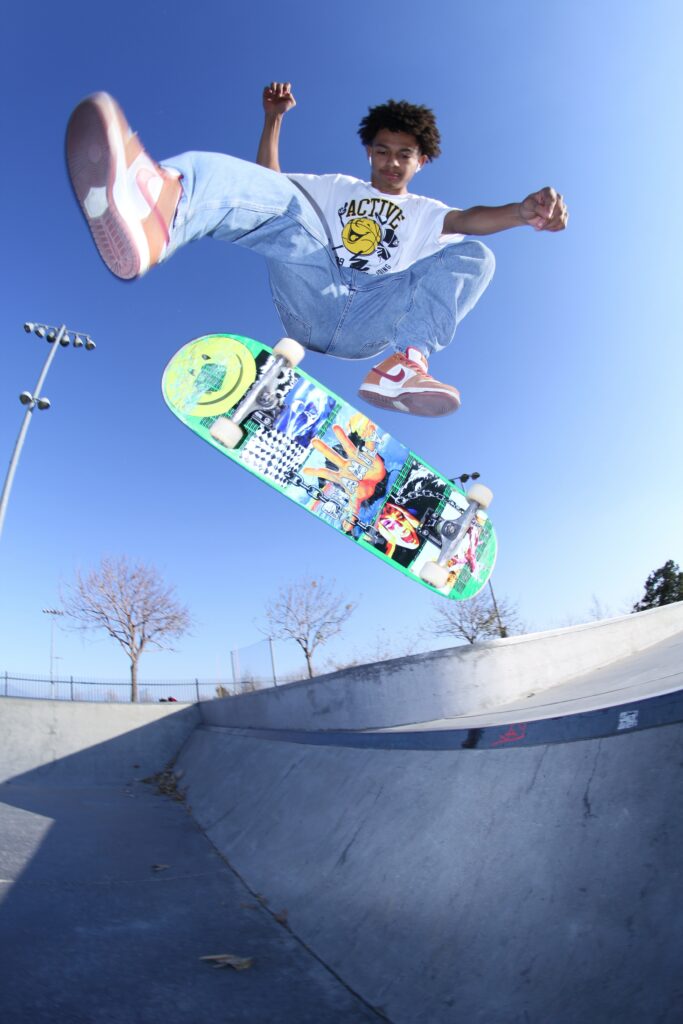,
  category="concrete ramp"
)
[175,720,682,1024]
[173,606,683,1023]
[201,603,683,731]
[0,698,200,784]
[0,702,380,1022]
[1,605,682,1023]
